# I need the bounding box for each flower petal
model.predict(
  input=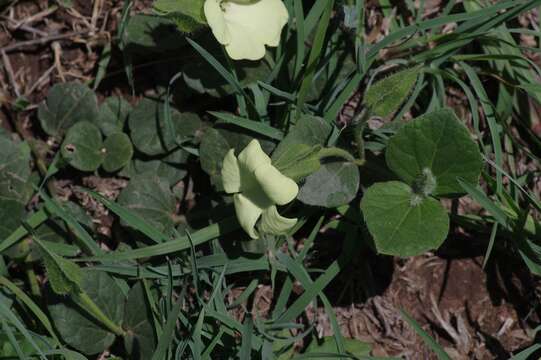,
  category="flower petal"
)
[204,0,231,45]
[254,163,298,205]
[260,206,297,235]
[221,149,241,193]
[224,23,266,60]
[237,139,271,174]
[234,193,263,239]
[222,0,289,60]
